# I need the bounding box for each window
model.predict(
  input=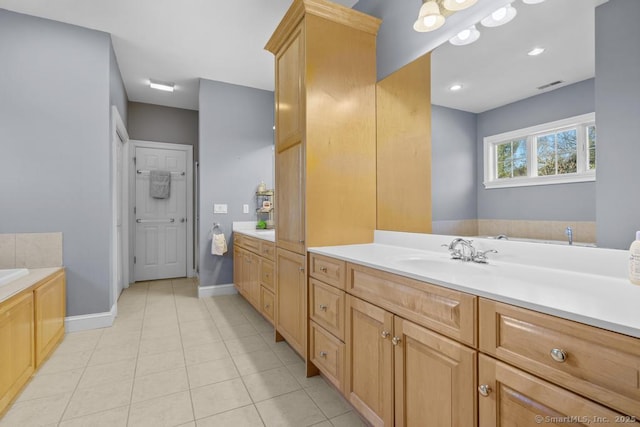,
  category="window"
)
[484,113,596,189]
